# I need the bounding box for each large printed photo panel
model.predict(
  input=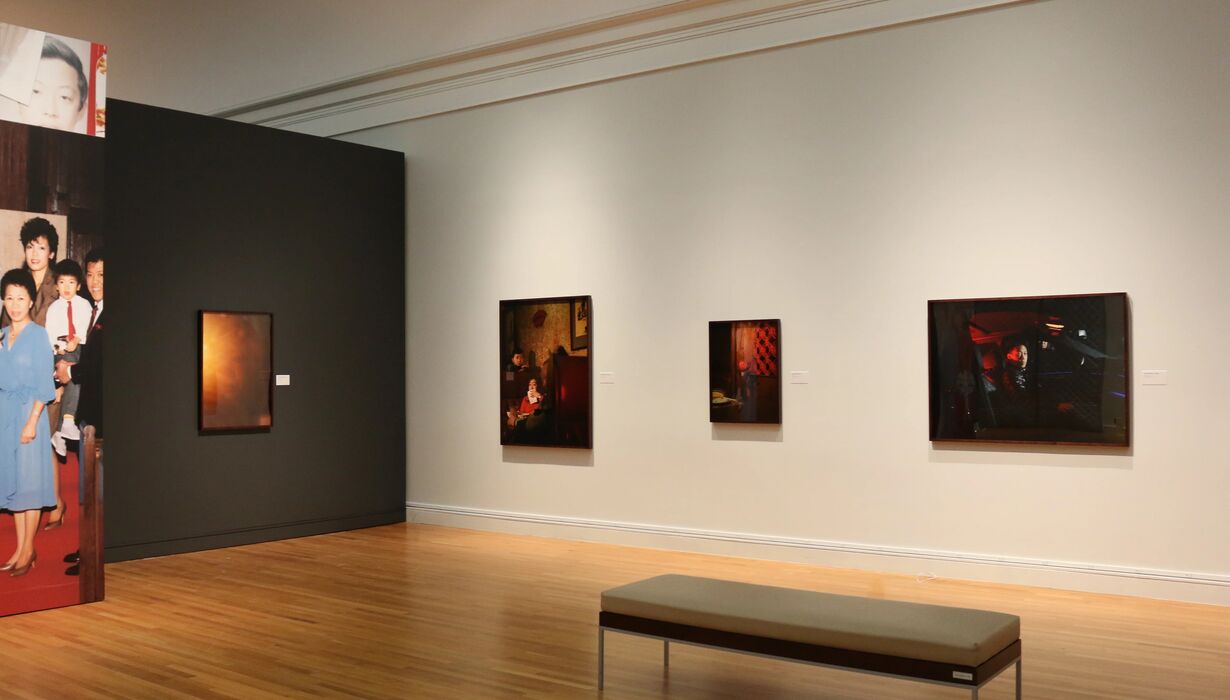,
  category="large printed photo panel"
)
[0,187,105,615]
[929,293,1129,446]
[500,296,592,448]
[0,21,108,618]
